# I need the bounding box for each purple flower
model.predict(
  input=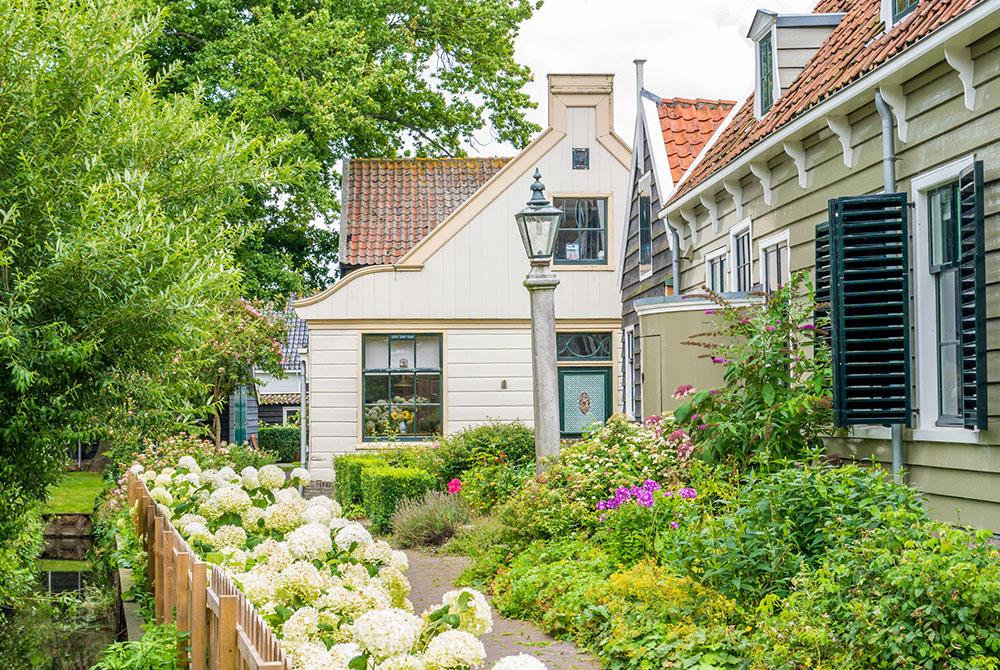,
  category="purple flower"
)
[704,309,717,315]
[679,487,697,499]
[708,389,721,395]
[798,323,816,331]
[765,325,777,332]
[671,521,680,529]
[643,479,661,492]
[697,423,708,430]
